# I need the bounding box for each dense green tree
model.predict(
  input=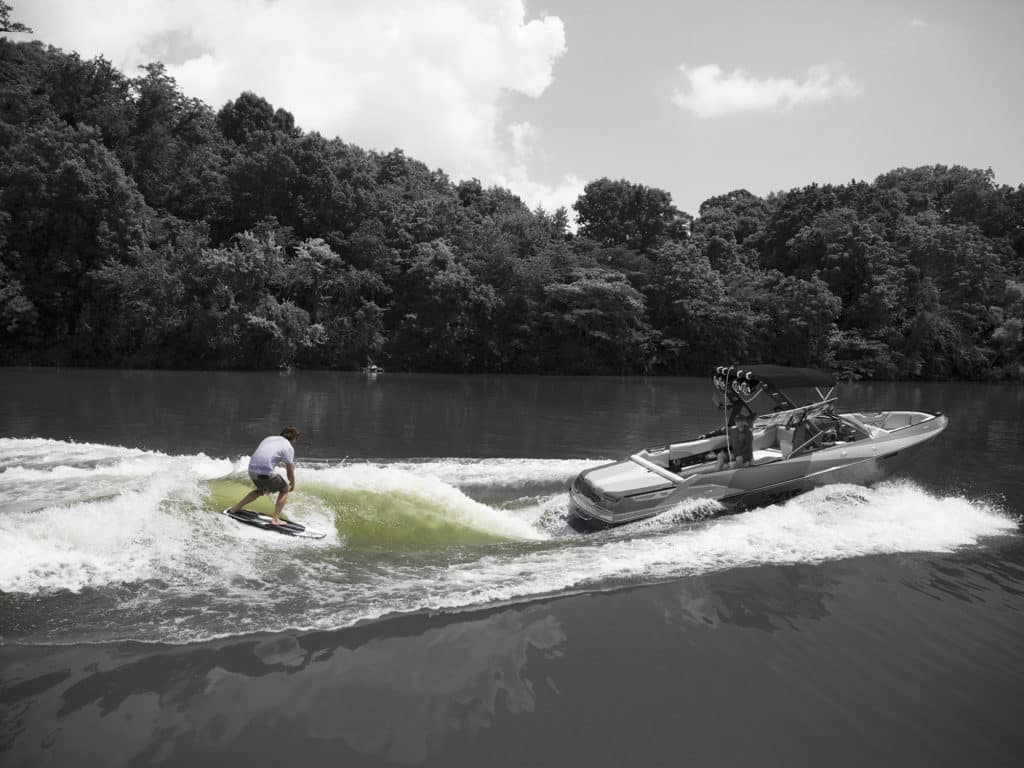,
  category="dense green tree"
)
[282,237,388,367]
[217,91,297,145]
[1003,184,1024,259]
[893,276,960,378]
[645,241,732,371]
[43,52,134,149]
[574,178,691,253]
[990,280,1024,379]
[757,183,843,274]
[125,64,233,222]
[538,268,653,373]
[223,134,328,239]
[1,36,1023,380]
[386,240,498,371]
[0,1,31,34]
[696,190,770,245]
[785,209,902,333]
[86,238,187,365]
[0,39,56,127]
[0,120,151,358]
[0,212,38,361]
[753,272,841,369]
